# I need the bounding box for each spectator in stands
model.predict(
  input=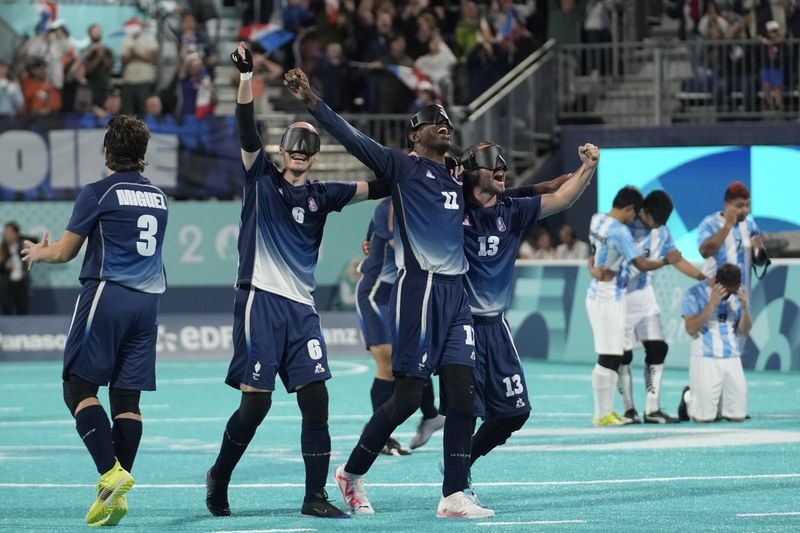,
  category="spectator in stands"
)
[92,90,122,120]
[240,0,275,25]
[466,35,513,101]
[178,53,215,117]
[555,224,590,259]
[414,32,456,104]
[313,42,352,111]
[63,56,93,113]
[519,227,556,259]
[548,0,589,45]
[0,221,34,315]
[359,11,395,63]
[0,60,24,116]
[178,12,218,77]
[582,0,613,74]
[409,79,438,113]
[454,1,482,61]
[372,34,416,113]
[282,0,315,34]
[407,13,439,59]
[759,20,786,110]
[121,18,158,116]
[144,94,164,120]
[21,57,61,115]
[81,24,114,108]
[24,19,76,91]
